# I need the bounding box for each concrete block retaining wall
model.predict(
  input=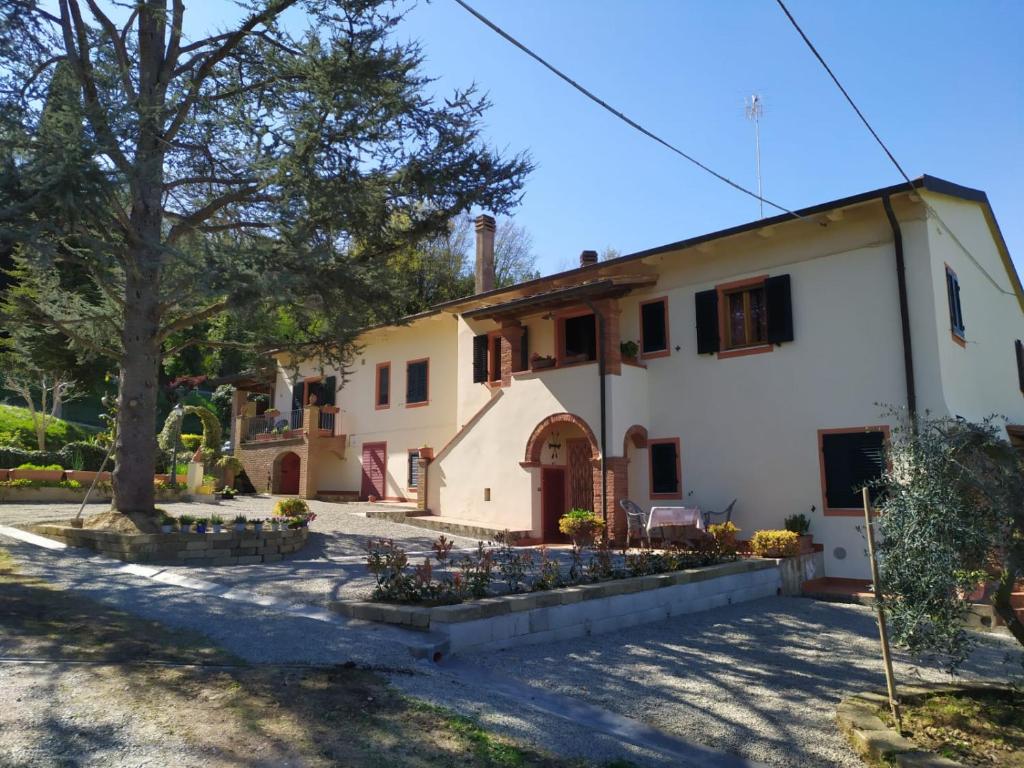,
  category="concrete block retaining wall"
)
[32,523,308,565]
[334,558,781,656]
